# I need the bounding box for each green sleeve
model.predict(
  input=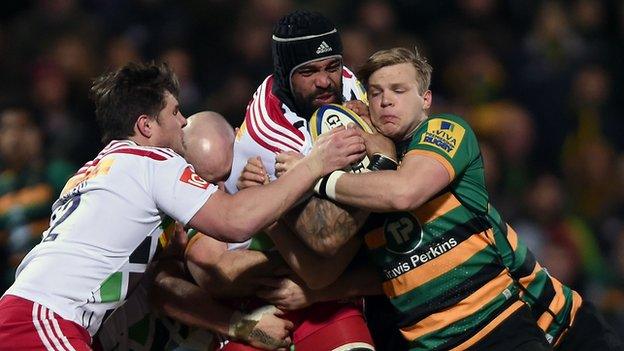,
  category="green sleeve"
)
[406,114,480,179]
